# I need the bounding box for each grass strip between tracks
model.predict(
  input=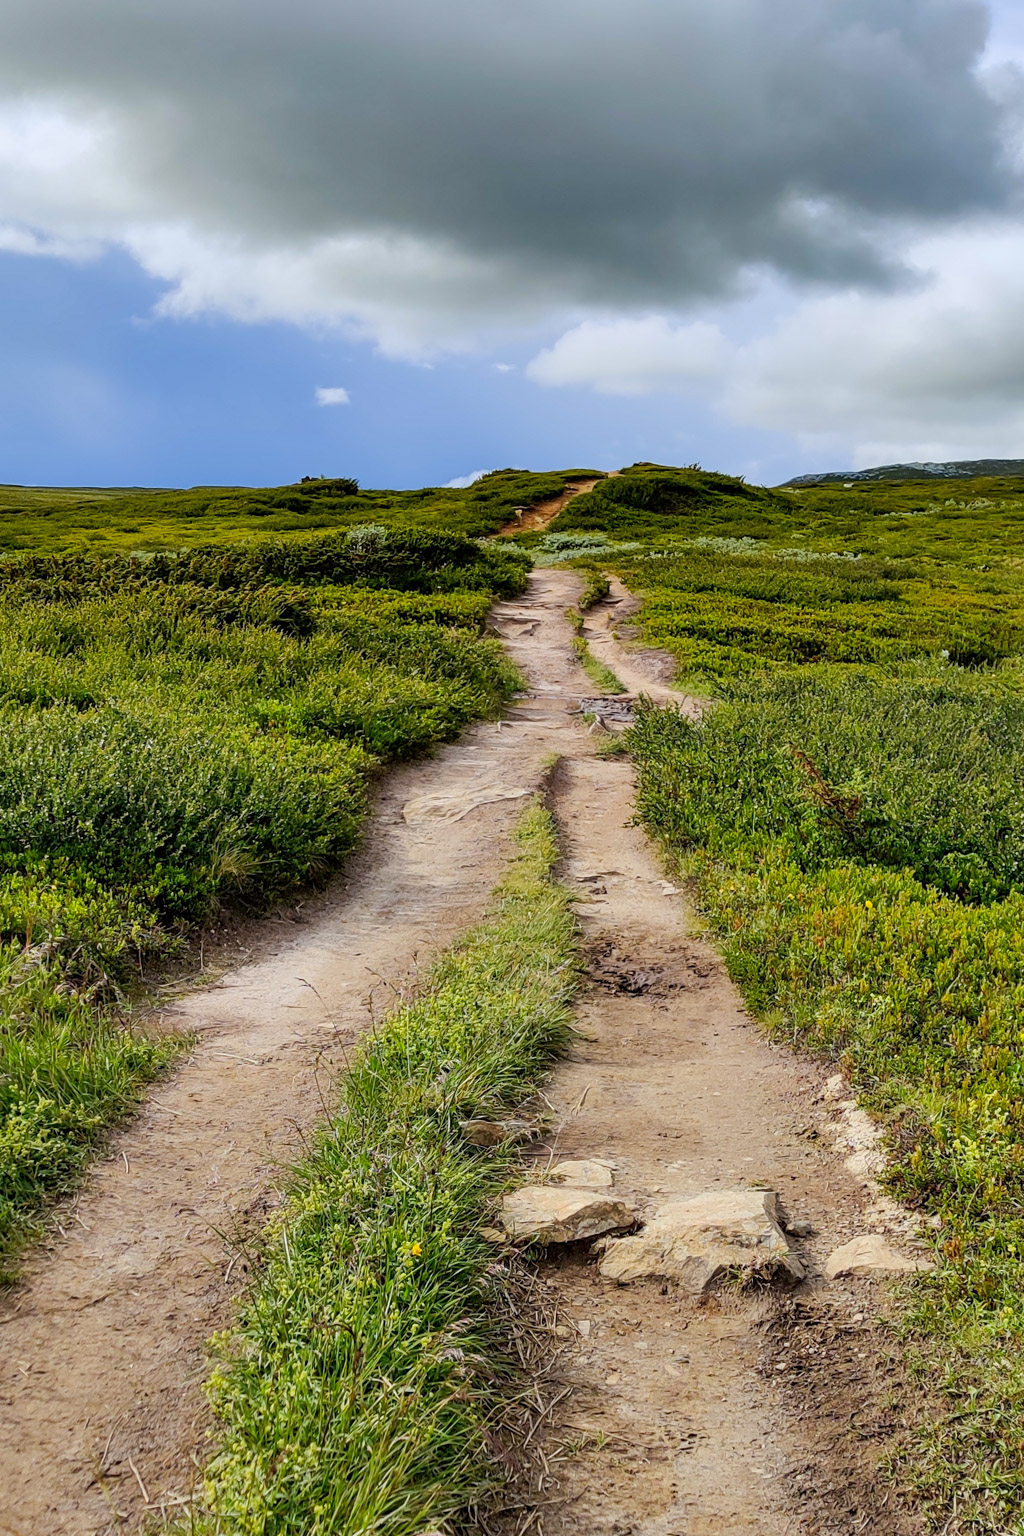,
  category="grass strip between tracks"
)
[187,799,576,1536]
